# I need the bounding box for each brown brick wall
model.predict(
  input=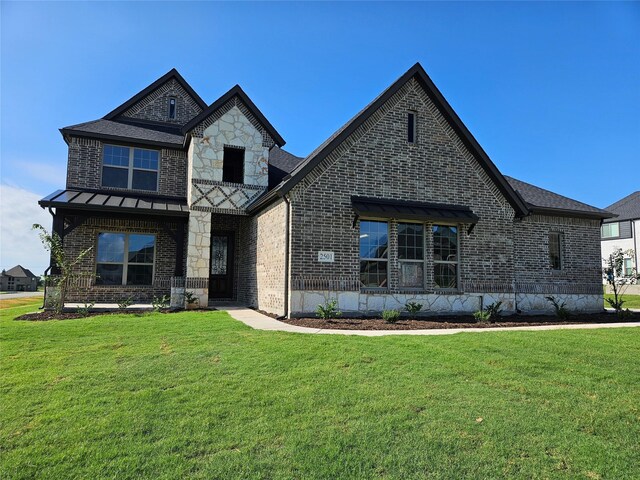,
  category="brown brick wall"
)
[66,136,187,197]
[288,78,516,294]
[62,216,182,303]
[120,78,203,125]
[514,214,602,294]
